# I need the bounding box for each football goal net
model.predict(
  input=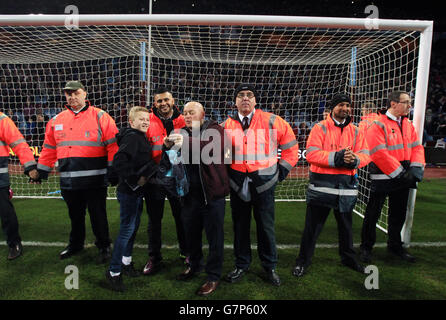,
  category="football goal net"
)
[0,14,432,244]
